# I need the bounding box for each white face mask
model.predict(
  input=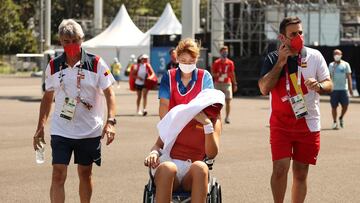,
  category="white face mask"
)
[334,55,342,62]
[179,63,196,73]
